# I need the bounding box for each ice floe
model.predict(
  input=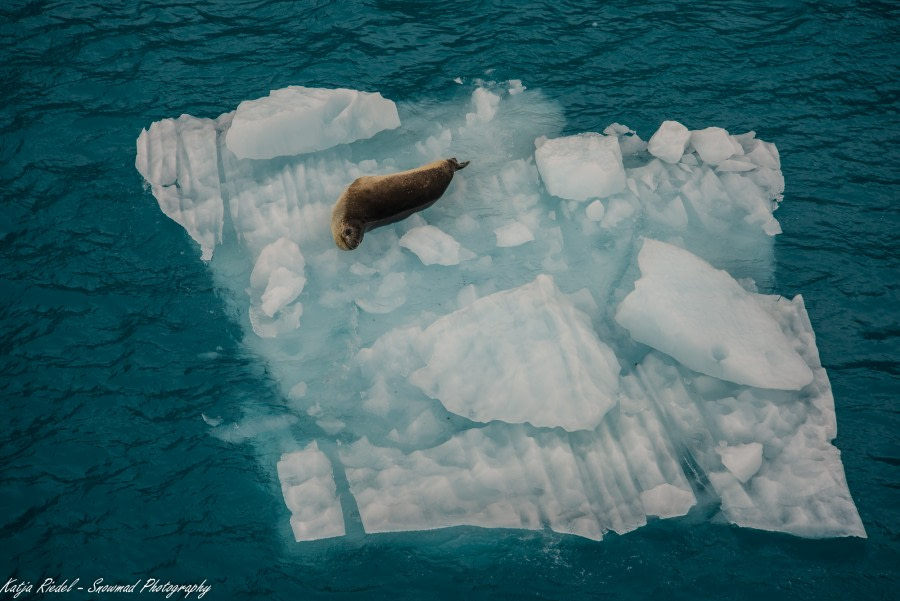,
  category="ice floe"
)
[136,82,865,543]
